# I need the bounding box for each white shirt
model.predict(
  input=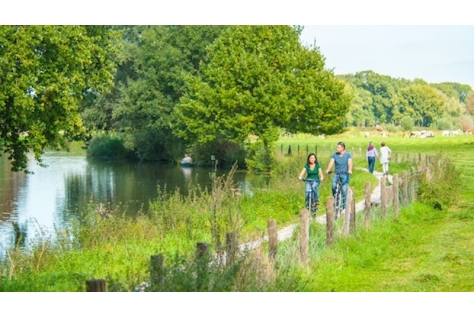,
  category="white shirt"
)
[380,146,392,164]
